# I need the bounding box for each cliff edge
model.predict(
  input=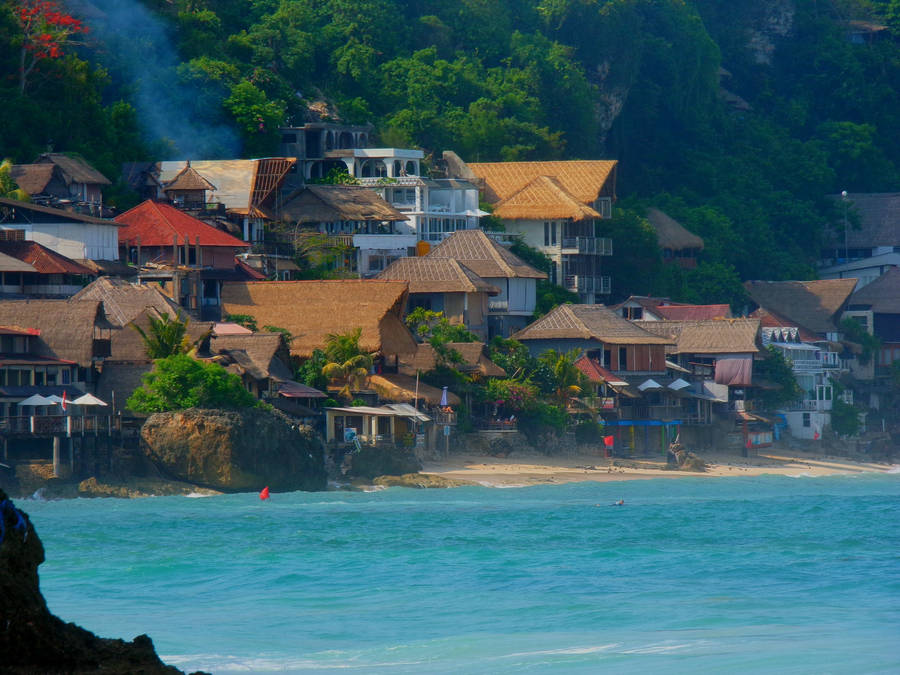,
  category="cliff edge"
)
[0,488,196,674]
